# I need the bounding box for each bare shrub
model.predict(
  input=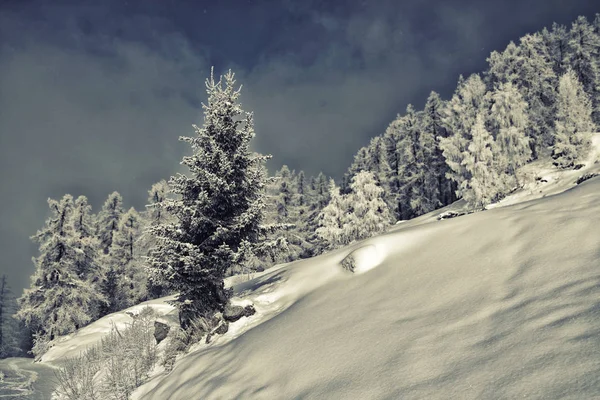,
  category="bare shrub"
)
[53,306,159,400]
